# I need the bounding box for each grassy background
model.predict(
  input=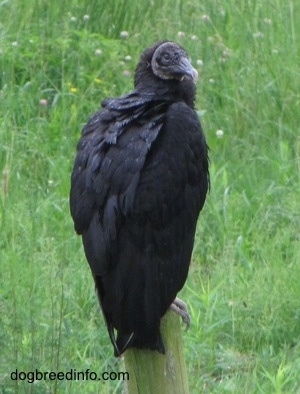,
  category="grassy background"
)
[1,0,299,392]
